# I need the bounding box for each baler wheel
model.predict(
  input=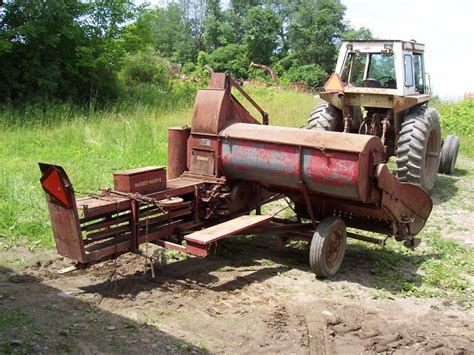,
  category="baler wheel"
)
[307,103,343,131]
[438,135,460,175]
[309,217,347,278]
[396,106,441,192]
